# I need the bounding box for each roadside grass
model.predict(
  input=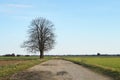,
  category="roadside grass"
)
[62,56,120,80]
[0,56,52,80]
